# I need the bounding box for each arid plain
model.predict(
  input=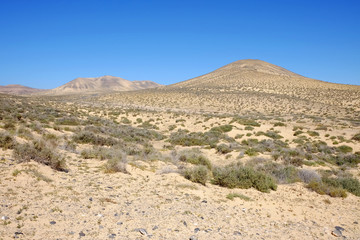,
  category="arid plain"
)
[1,60,360,239]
